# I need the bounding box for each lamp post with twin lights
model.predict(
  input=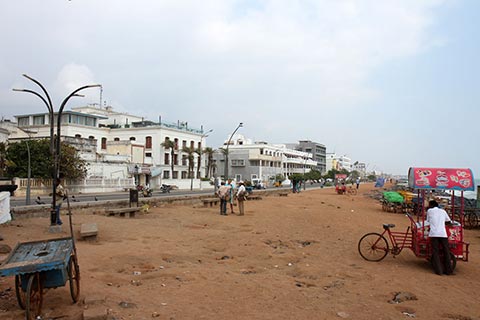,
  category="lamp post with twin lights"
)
[224,122,243,180]
[13,74,101,228]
